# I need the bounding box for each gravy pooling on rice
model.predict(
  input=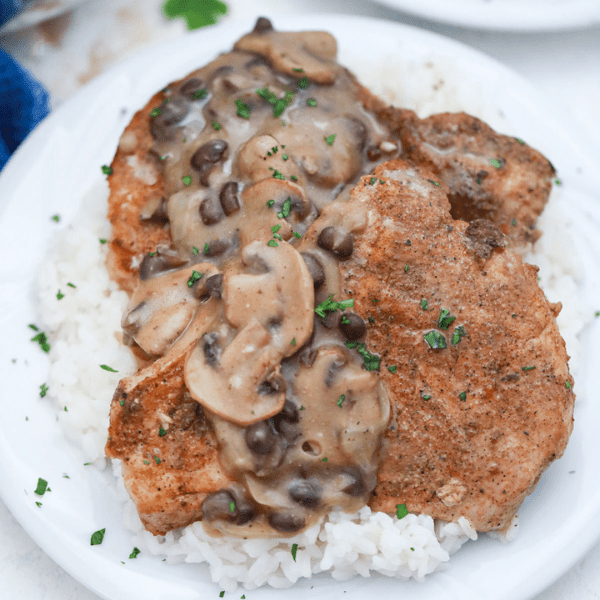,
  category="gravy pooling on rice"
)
[105,18,572,539]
